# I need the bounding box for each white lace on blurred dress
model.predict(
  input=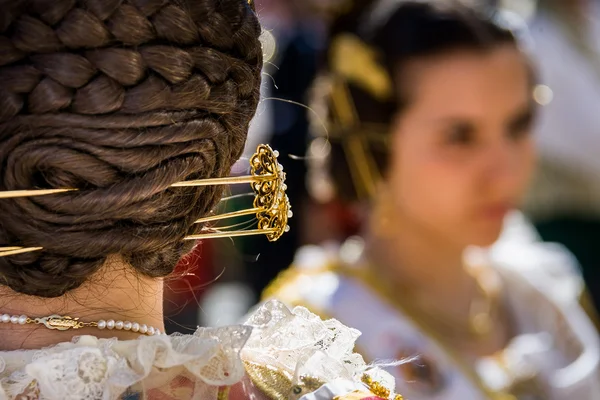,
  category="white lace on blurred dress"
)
[0,301,395,400]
